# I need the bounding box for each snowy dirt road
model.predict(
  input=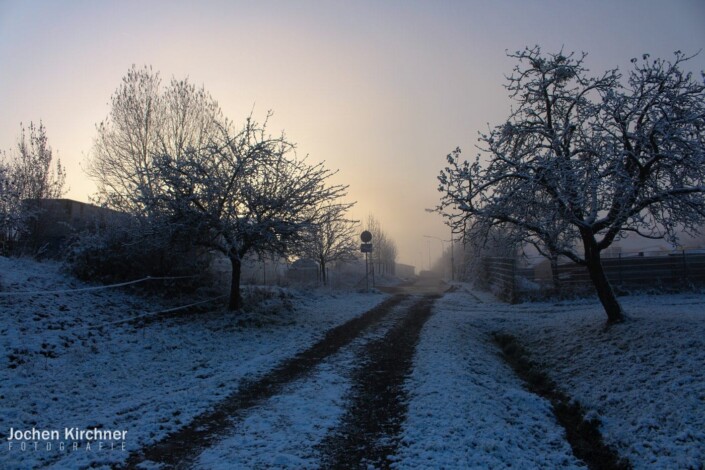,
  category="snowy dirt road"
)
[192,285,593,469]
[121,295,418,468]
[317,295,438,468]
[121,278,588,469]
[122,278,449,469]
[5,257,701,469]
